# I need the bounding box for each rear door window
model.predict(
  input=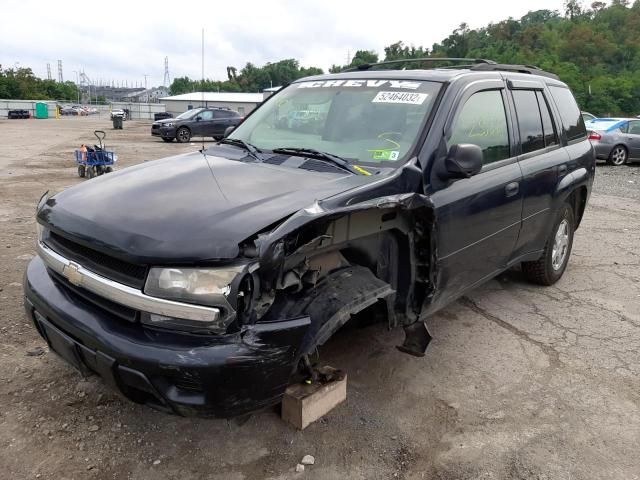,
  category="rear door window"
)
[537,92,558,147]
[449,90,510,165]
[548,86,587,142]
[512,90,544,154]
[627,120,640,135]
